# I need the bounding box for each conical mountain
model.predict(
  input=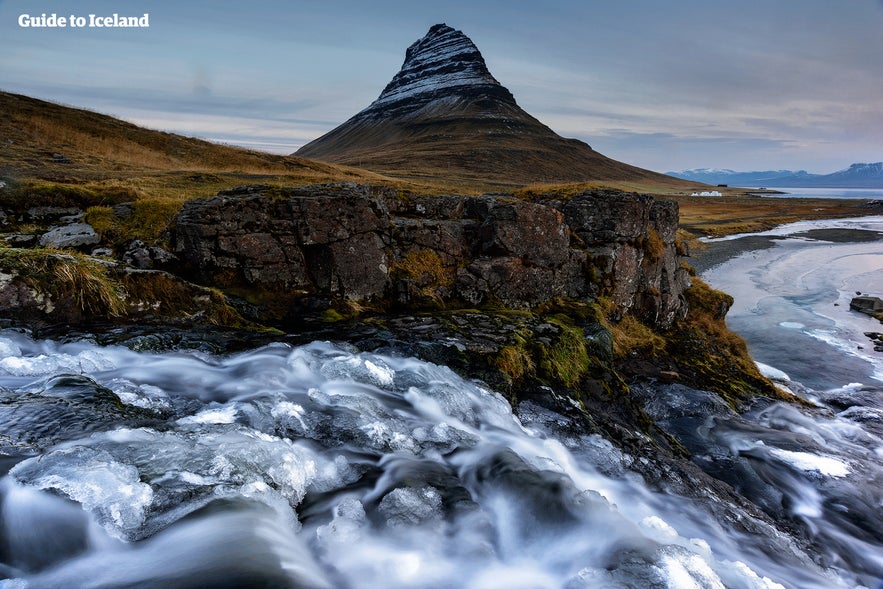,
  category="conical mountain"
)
[295,24,683,186]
